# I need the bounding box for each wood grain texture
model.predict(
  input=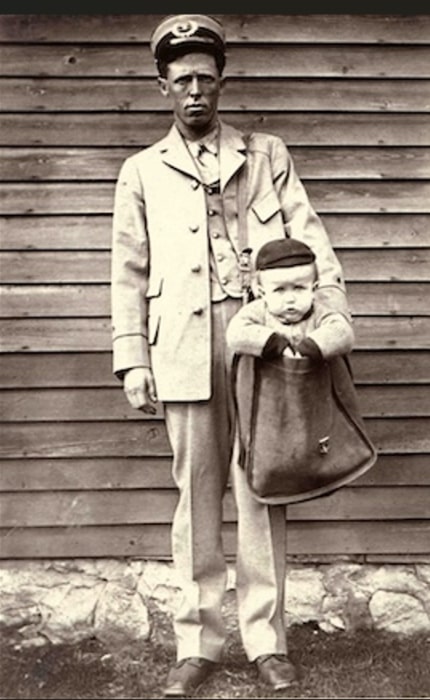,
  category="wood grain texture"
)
[2,214,428,250]
[1,487,429,527]
[2,181,430,215]
[1,13,429,560]
[3,282,428,318]
[2,44,430,78]
[2,249,428,283]
[0,421,172,458]
[2,147,430,181]
[1,384,428,422]
[0,418,428,458]
[1,317,429,352]
[2,78,429,113]
[1,113,428,147]
[1,521,429,559]
[1,455,428,492]
[1,350,428,388]
[1,15,429,44]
